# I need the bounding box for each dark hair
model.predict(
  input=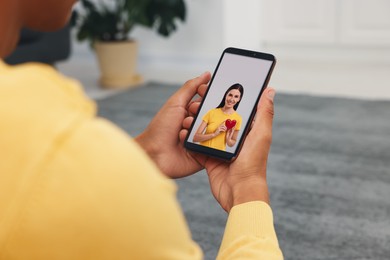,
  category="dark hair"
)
[216,83,244,111]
